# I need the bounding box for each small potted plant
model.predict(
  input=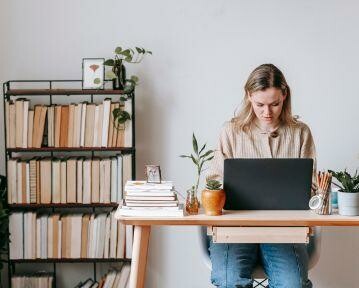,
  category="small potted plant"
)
[104,46,152,91]
[180,134,214,215]
[202,179,225,216]
[329,169,359,216]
